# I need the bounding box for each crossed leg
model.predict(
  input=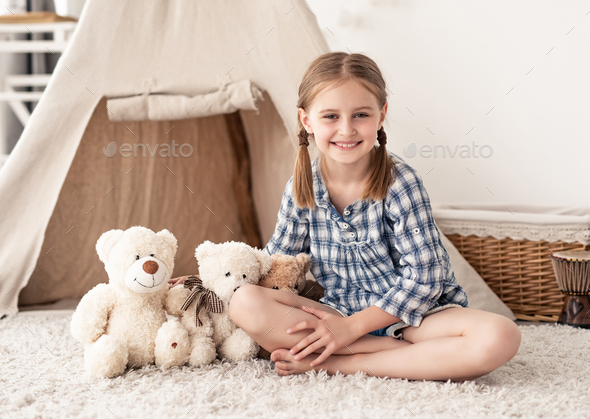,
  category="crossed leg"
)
[229,284,410,357]
[229,284,522,381]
